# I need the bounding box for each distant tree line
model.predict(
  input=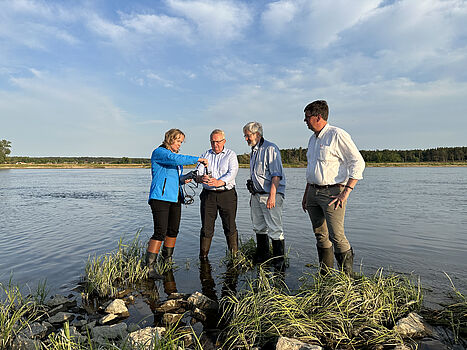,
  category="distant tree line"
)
[238,146,467,164]
[7,156,150,164]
